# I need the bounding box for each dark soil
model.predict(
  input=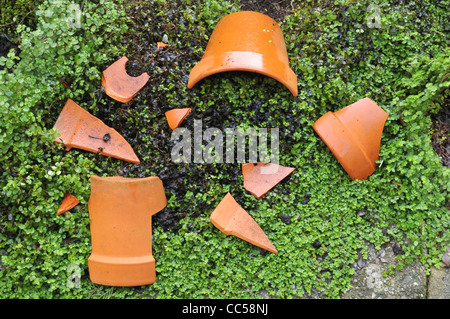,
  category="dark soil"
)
[86,3,240,232]
[280,214,291,224]
[78,0,303,233]
[0,35,18,60]
[431,98,449,167]
[239,0,293,22]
